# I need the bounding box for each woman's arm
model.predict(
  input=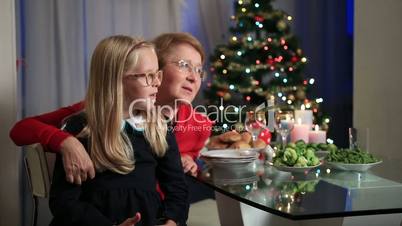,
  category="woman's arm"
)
[175,109,212,160]
[189,114,212,158]
[175,110,212,177]
[9,101,84,151]
[156,132,189,225]
[179,124,211,177]
[9,101,95,184]
[49,154,114,226]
